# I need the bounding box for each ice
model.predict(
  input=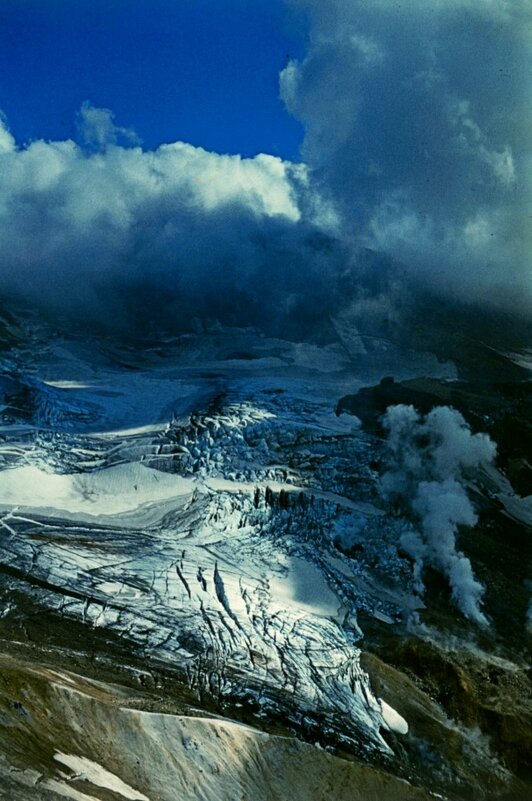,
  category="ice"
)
[0,463,195,517]
[0,327,428,758]
[269,556,343,620]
